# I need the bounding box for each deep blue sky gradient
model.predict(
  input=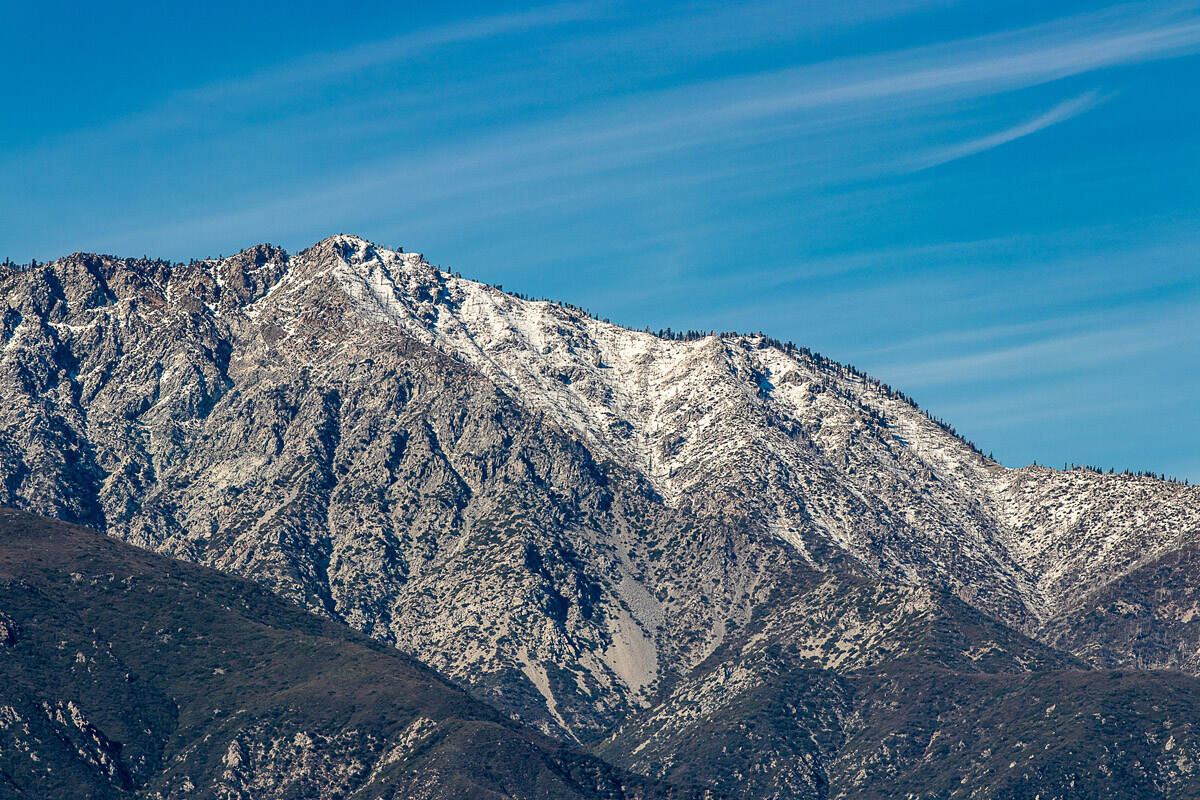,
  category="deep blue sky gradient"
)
[2,1,1198,478]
